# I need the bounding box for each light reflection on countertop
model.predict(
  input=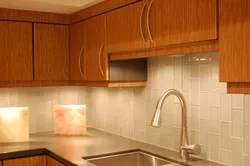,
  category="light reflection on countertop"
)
[0,128,225,166]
